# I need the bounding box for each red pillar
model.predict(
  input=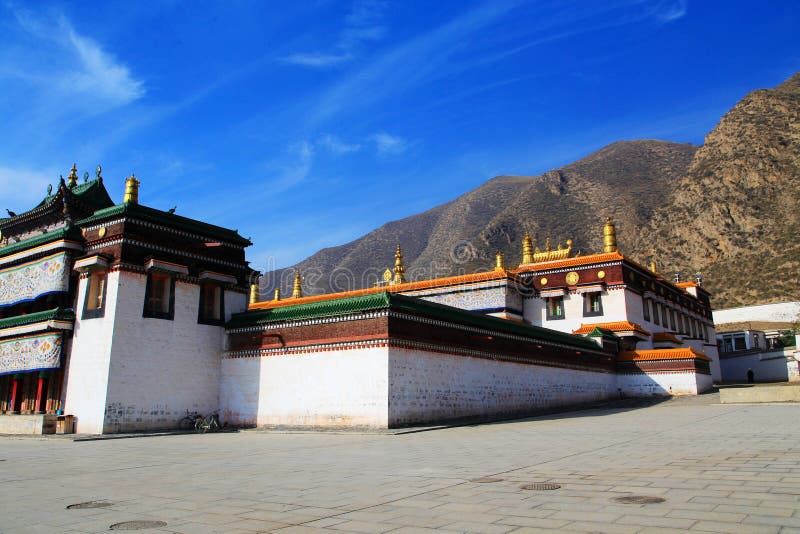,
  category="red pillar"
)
[9,377,21,413]
[34,375,45,413]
